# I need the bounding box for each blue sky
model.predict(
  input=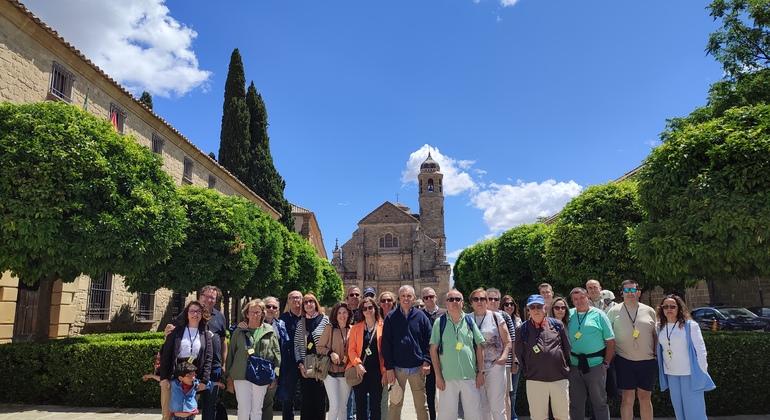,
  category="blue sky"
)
[23,0,724,267]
